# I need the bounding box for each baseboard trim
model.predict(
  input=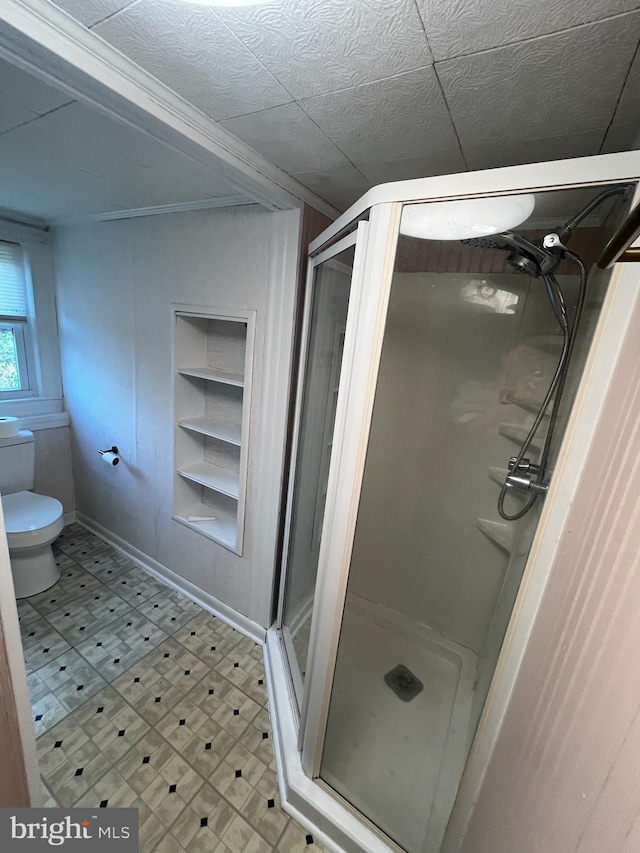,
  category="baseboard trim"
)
[76,513,266,645]
[63,511,76,525]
